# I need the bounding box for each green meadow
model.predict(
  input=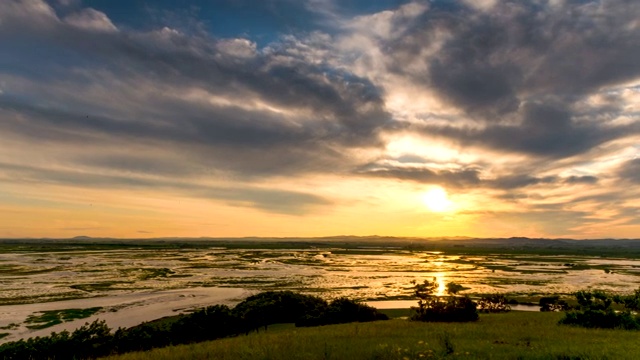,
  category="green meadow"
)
[104,312,640,360]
